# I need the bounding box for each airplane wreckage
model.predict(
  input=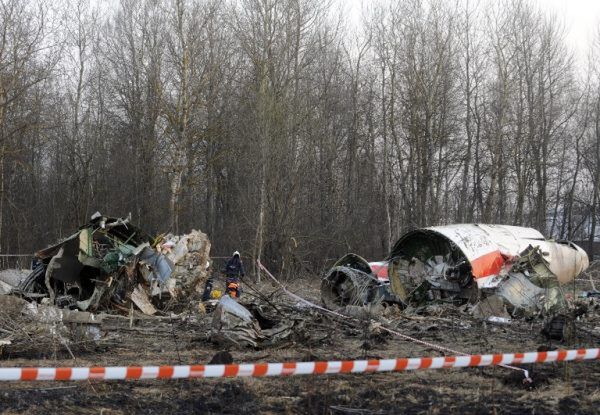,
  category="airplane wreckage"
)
[1,213,298,351]
[321,224,590,322]
[14,213,211,314]
[2,218,592,350]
